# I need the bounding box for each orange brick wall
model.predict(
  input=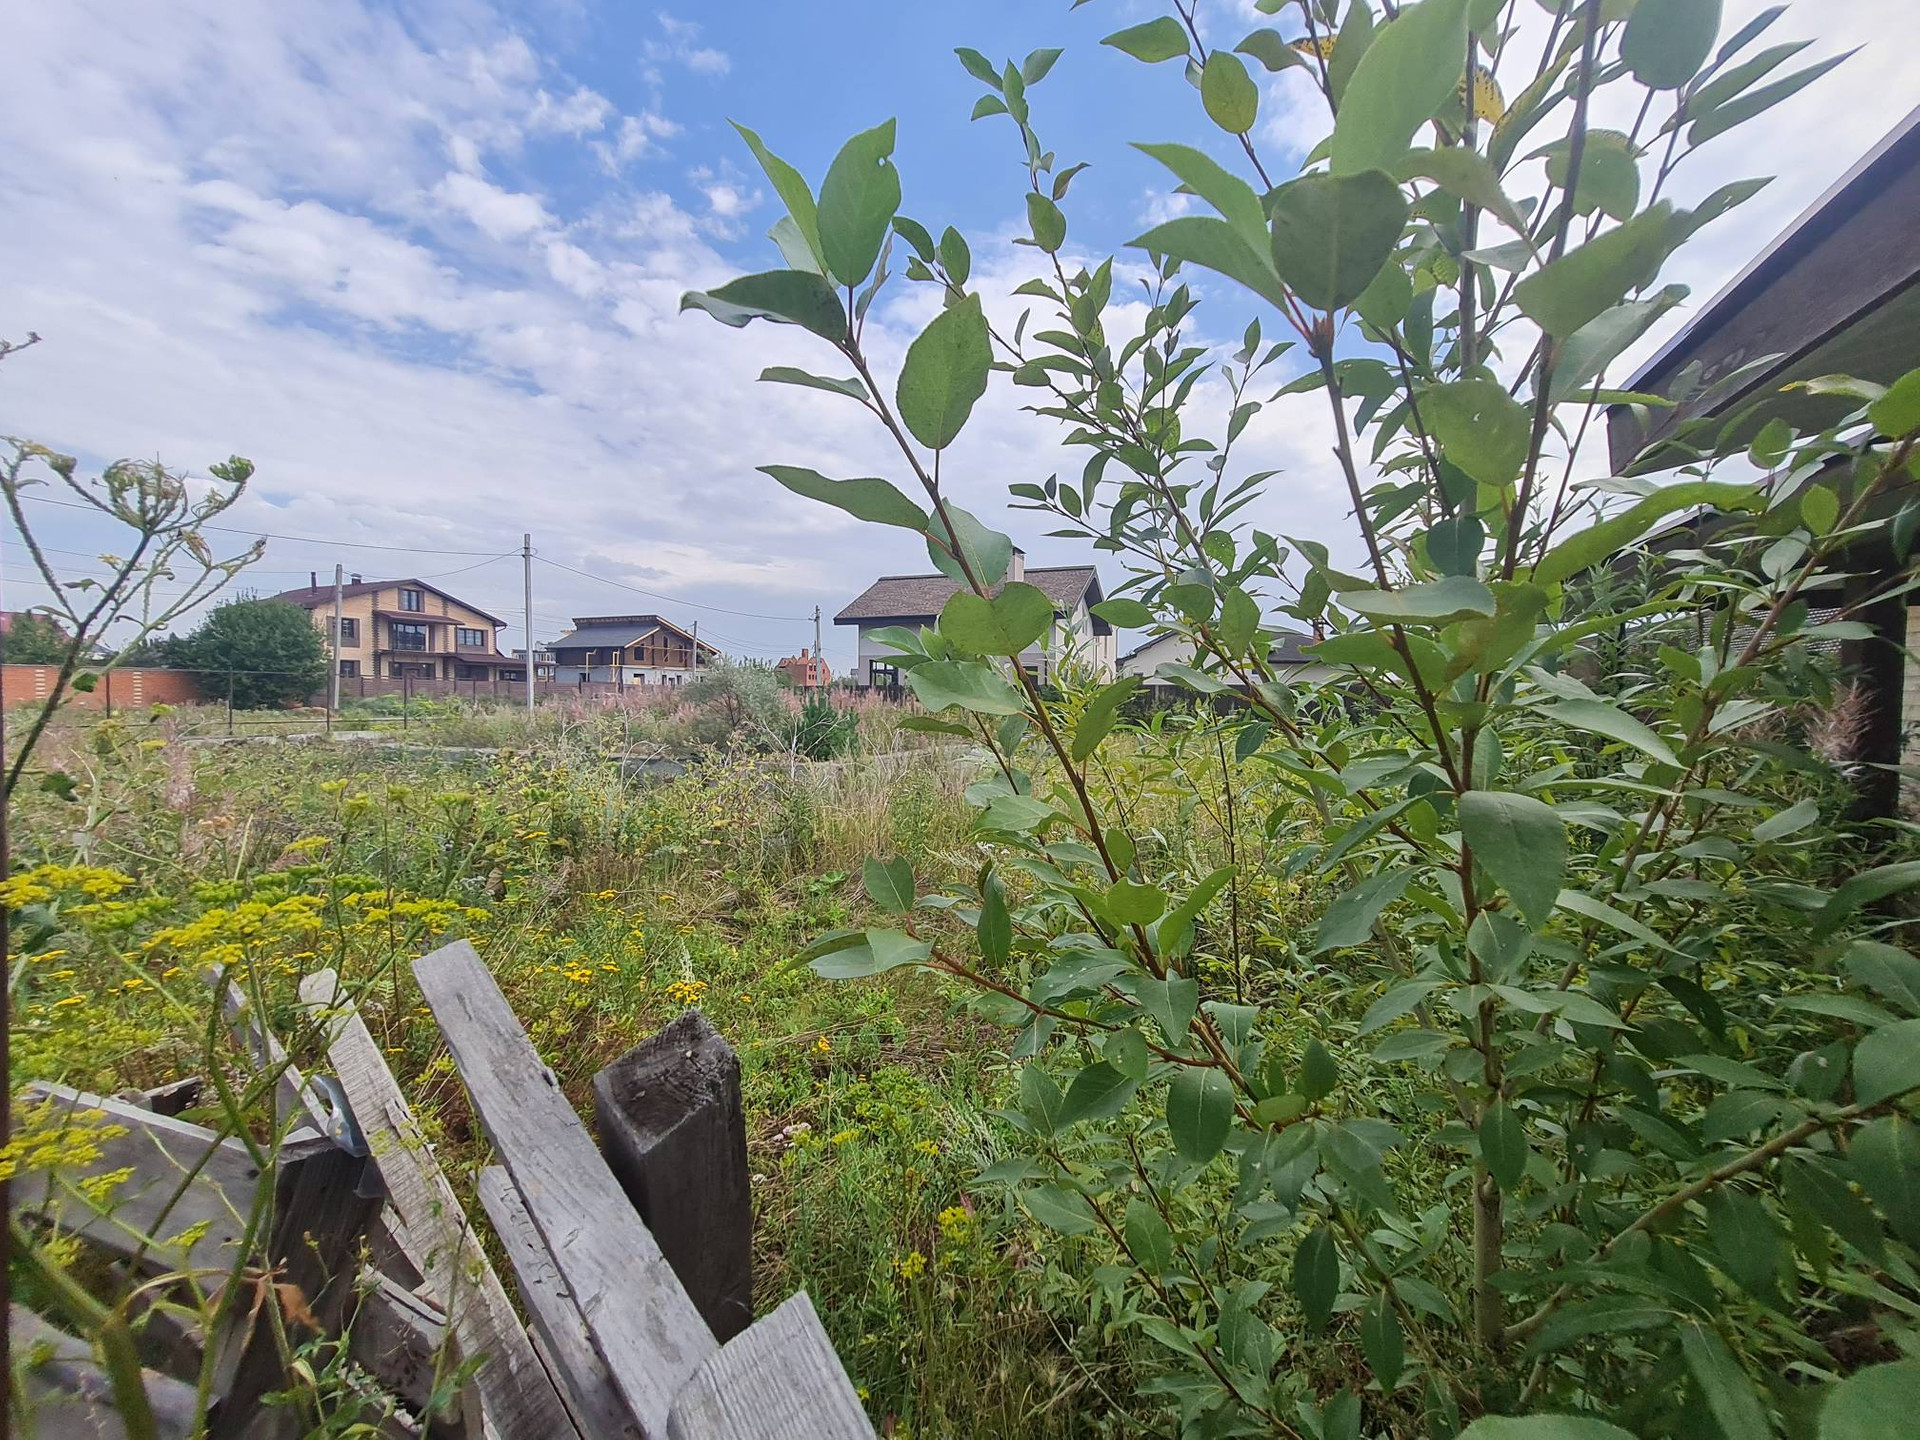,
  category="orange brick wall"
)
[1,665,208,712]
